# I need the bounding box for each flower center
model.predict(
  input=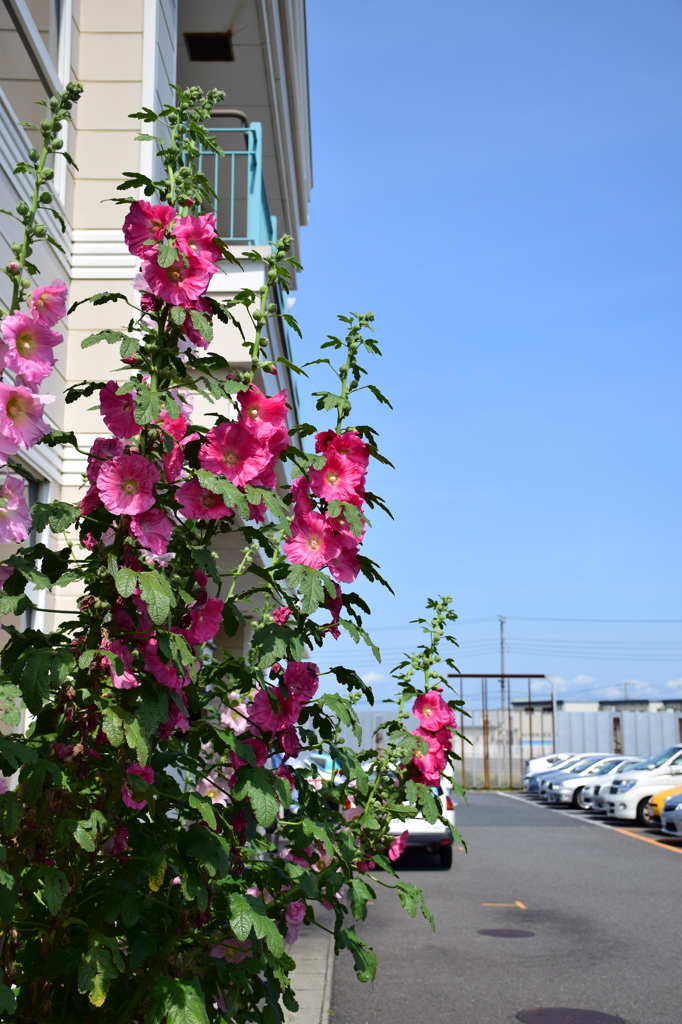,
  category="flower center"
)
[5,397,21,421]
[326,472,339,484]
[167,268,182,282]
[16,331,34,354]
[206,787,218,800]
[247,405,259,419]
[223,450,239,466]
[308,536,321,551]
[121,478,138,495]
[203,492,219,508]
